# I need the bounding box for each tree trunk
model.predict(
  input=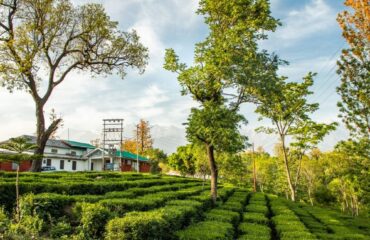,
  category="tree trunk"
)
[308,187,313,206]
[281,135,296,201]
[31,101,46,172]
[206,143,218,204]
[16,163,20,222]
[30,101,62,172]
